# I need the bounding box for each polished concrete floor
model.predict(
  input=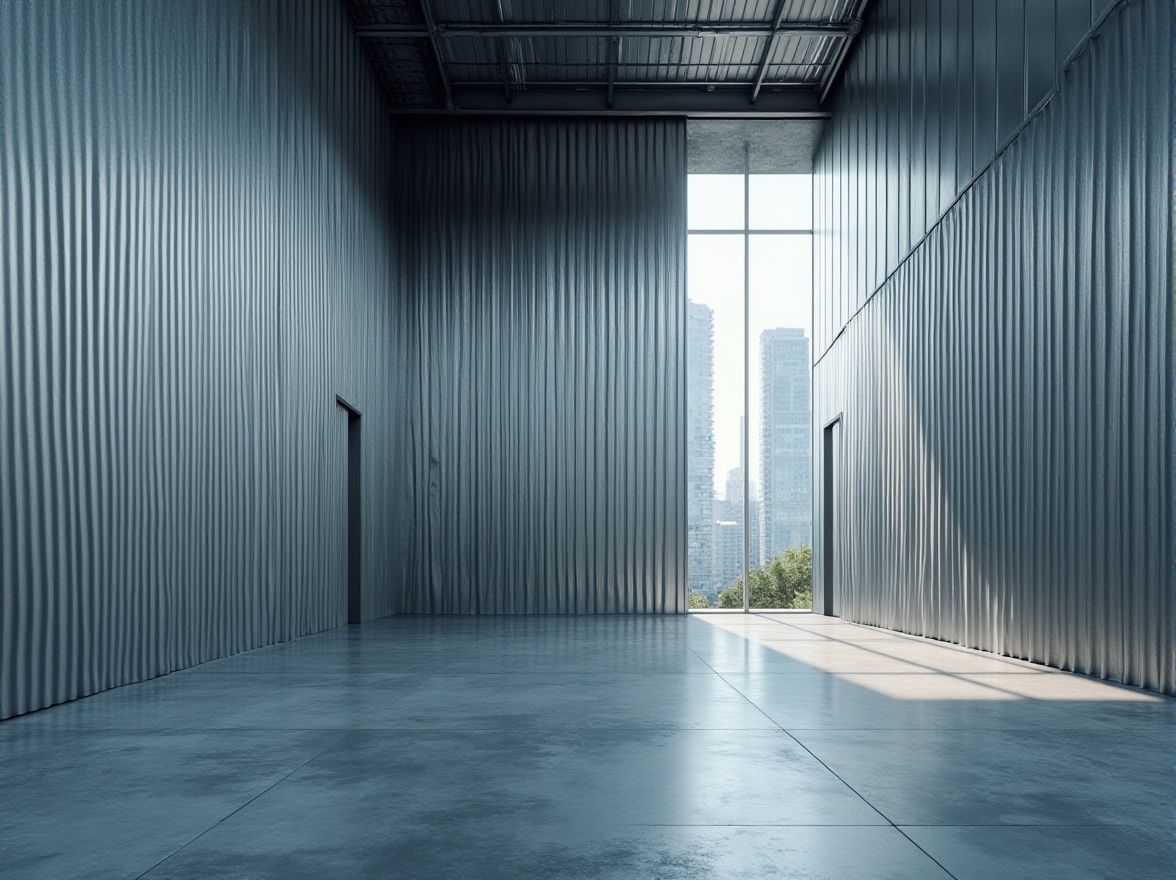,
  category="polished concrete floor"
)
[1,613,1172,879]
